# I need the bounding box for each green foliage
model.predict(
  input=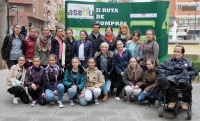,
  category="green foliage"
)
[192,61,200,72]
[56,8,65,25]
